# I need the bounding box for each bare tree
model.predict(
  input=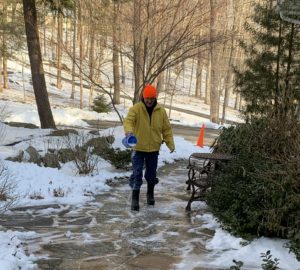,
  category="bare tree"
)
[112,0,121,104]
[70,0,76,99]
[129,0,216,103]
[2,2,8,89]
[78,0,83,109]
[0,54,2,93]
[221,0,238,124]
[132,0,144,103]
[209,0,219,123]
[0,1,24,91]
[56,10,63,89]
